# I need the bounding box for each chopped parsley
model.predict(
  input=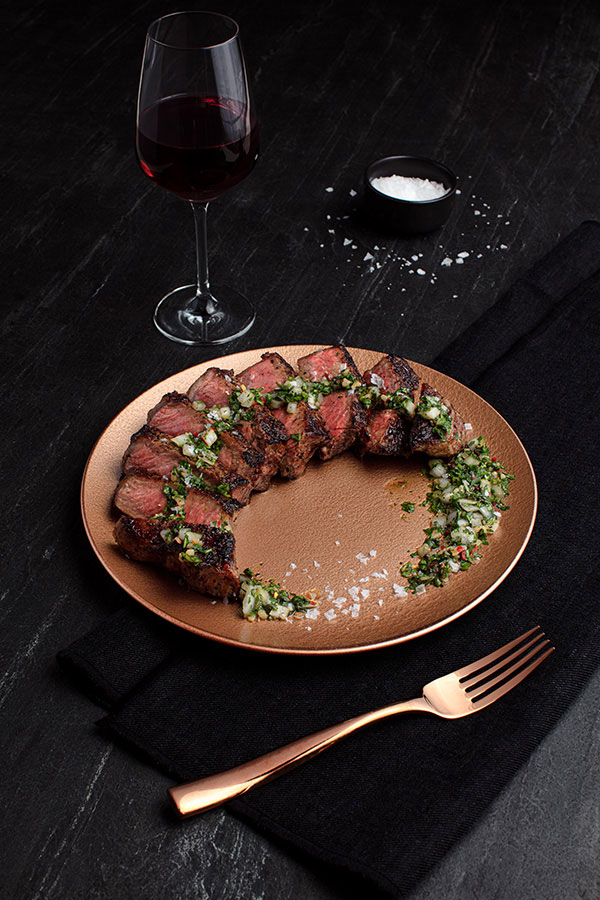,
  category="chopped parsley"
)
[401,501,415,513]
[400,438,513,592]
[416,394,453,439]
[239,569,315,621]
